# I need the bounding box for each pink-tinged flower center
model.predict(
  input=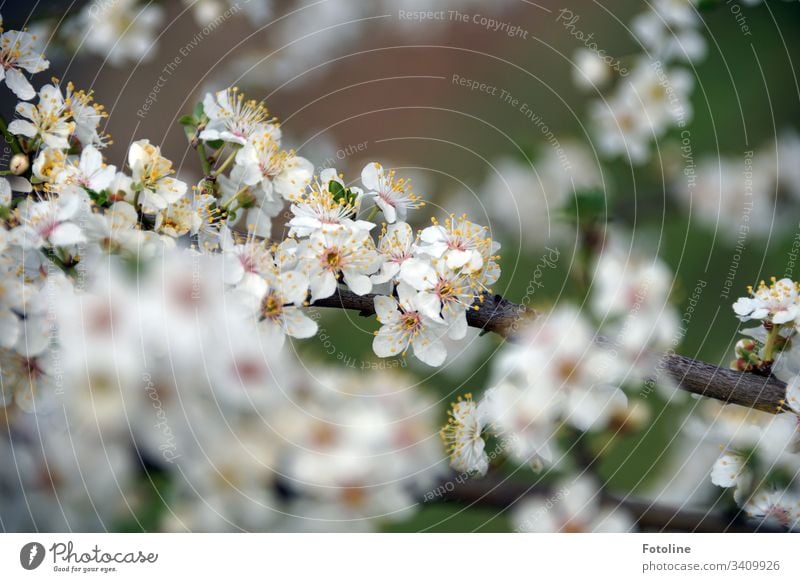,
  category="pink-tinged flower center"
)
[238,252,257,274]
[323,248,343,270]
[436,279,456,302]
[38,217,60,240]
[447,237,467,251]
[378,189,398,207]
[401,311,422,333]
